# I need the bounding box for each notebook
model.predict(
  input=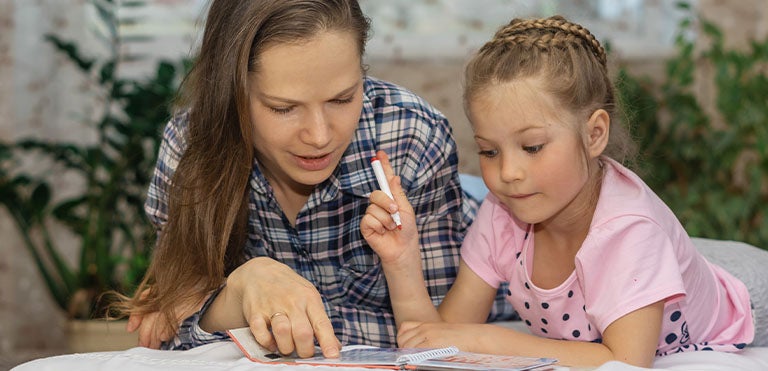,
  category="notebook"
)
[227,327,558,370]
